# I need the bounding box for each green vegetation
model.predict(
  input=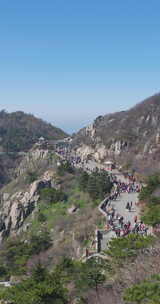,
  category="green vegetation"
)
[78,169,113,200]
[142,205,160,227]
[124,274,160,304]
[0,229,52,276]
[26,170,38,183]
[106,233,154,262]
[29,230,52,254]
[57,161,74,175]
[0,110,67,152]
[139,173,160,201]
[140,173,160,226]
[0,257,110,304]
[75,259,107,294]
[40,187,67,204]
[0,264,68,304]
[55,257,110,300]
